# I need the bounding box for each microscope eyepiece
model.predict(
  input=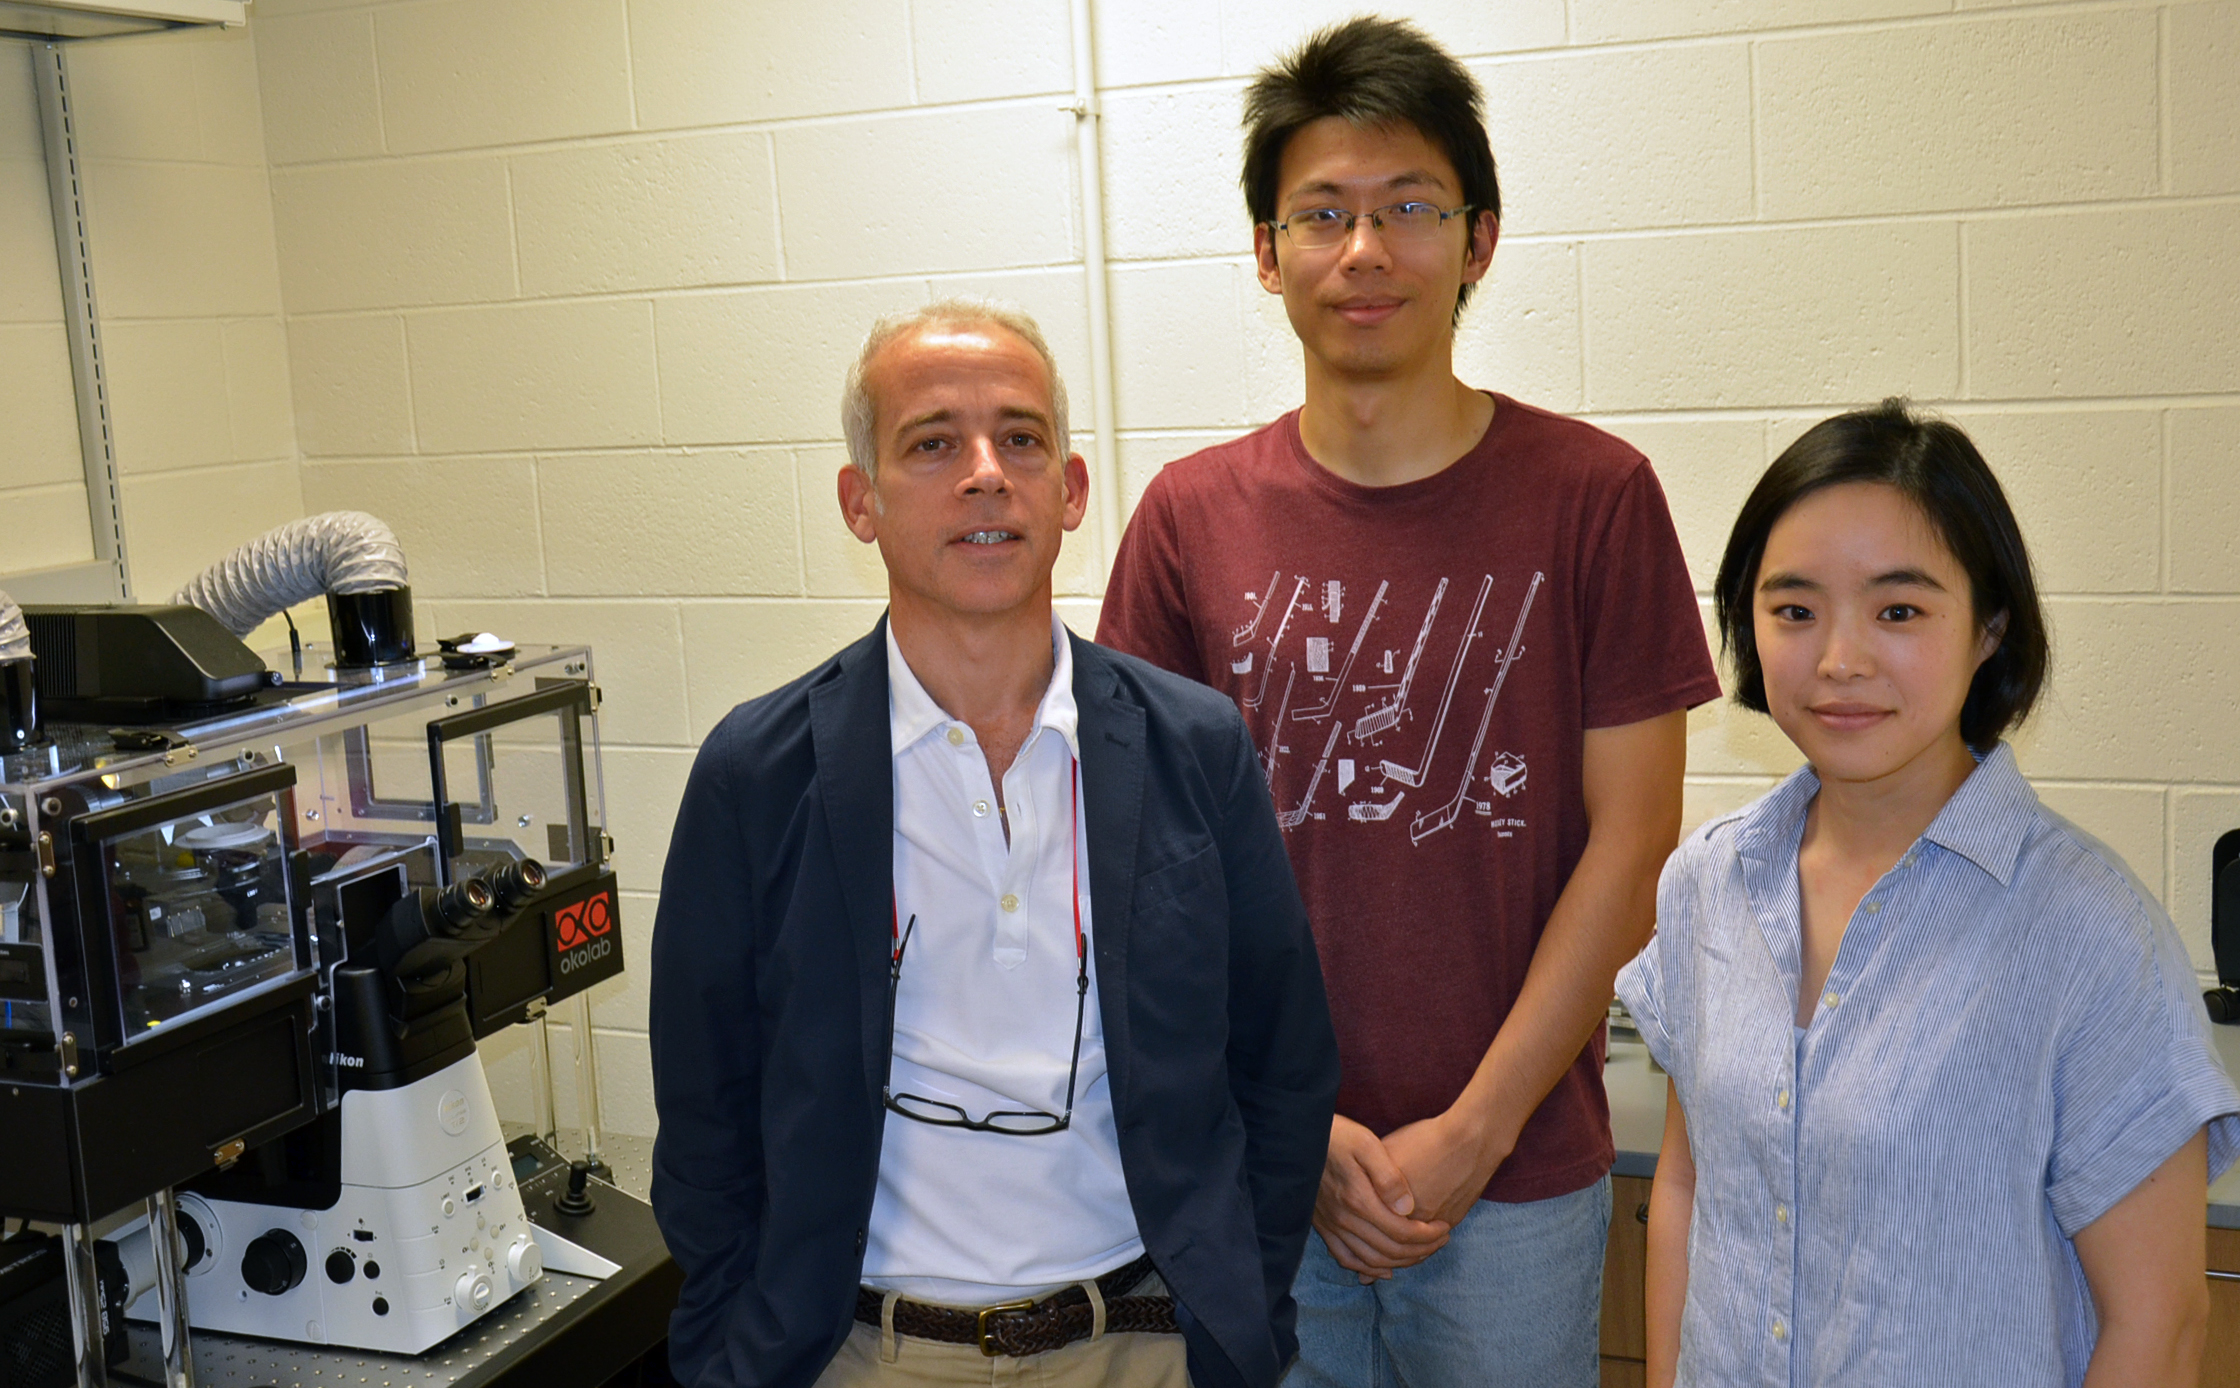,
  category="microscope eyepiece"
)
[430,878,495,935]
[486,858,547,912]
